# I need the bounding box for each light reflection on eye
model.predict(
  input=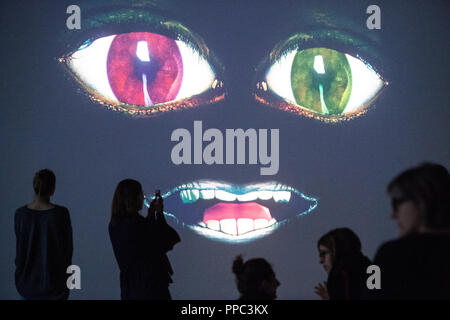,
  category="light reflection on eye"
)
[255,32,388,122]
[60,32,224,116]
